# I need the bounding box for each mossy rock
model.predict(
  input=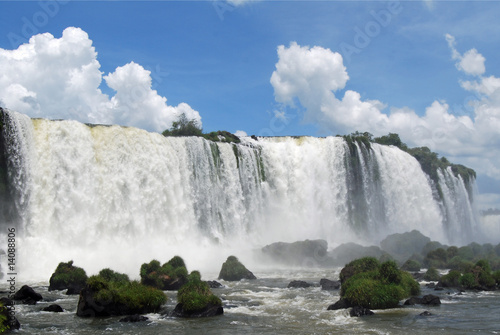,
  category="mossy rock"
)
[173,273,223,317]
[218,256,256,281]
[438,270,461,288]
[140,256,189,290]
[77,275,166,317]
[49,261,88,294]
[423,267,440,281]
[401,259,421,272]
[339,259,420,310]
[339,257,379,284]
